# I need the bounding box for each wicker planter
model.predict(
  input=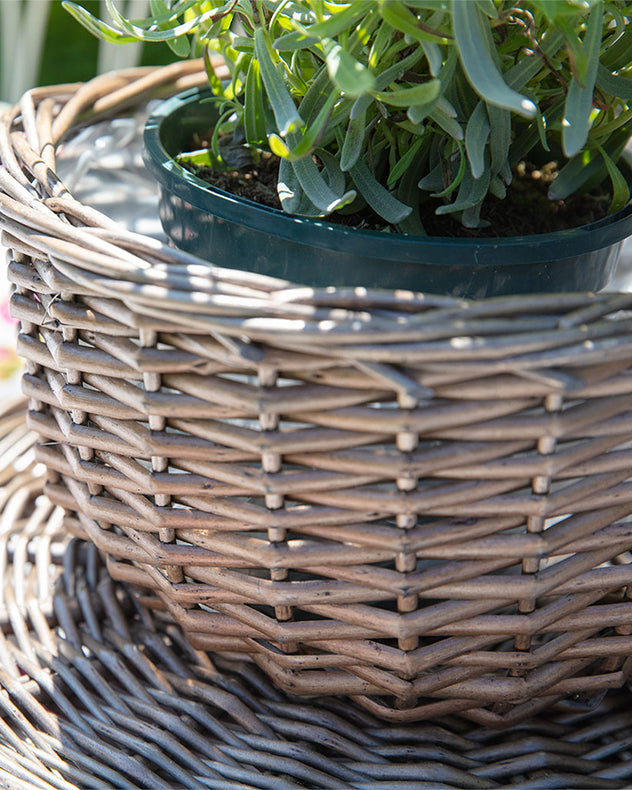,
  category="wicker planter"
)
[143,86,632,299]
[3,64,632,728]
